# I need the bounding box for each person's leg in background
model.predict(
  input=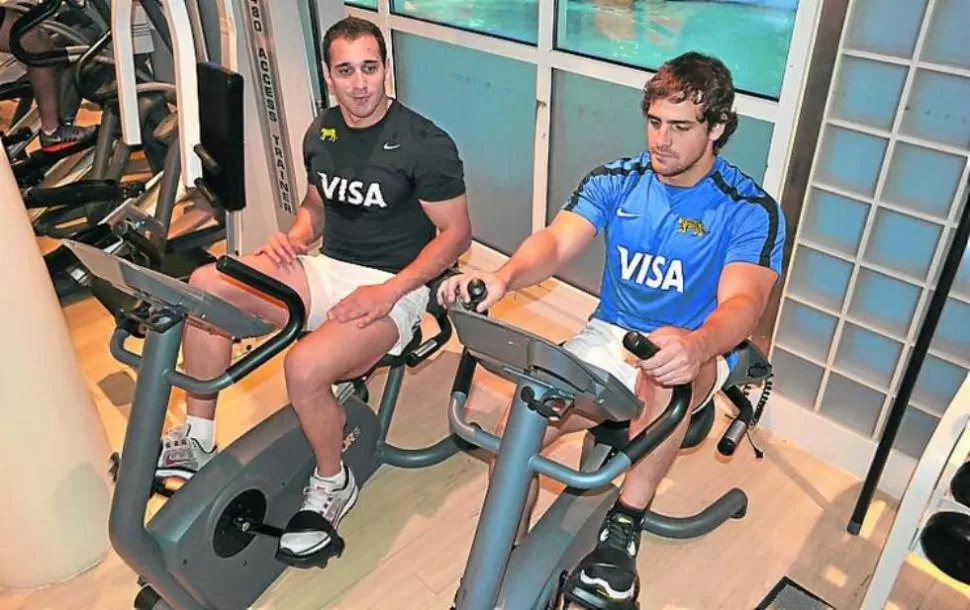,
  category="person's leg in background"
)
[0,8,96,152]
